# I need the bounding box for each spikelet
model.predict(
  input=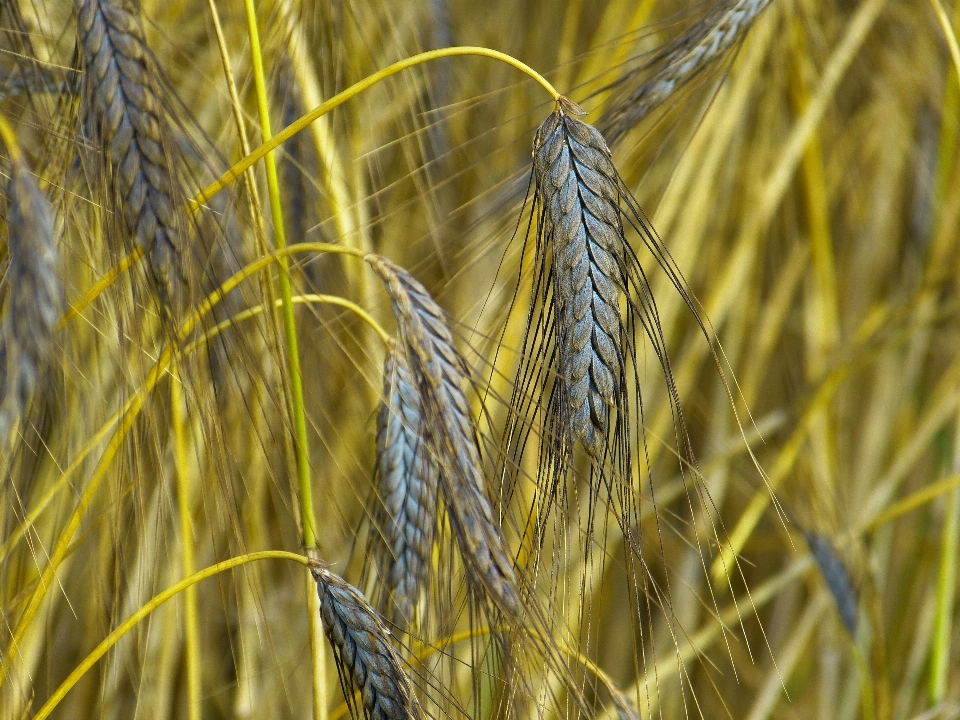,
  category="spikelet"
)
[75,0,180,285]
[0,154,62,445]
[533,97,626,458]
[312,566,421,720]
[804,532,858,635]
[368,254,522,617]
[375,341,438,624]
[601,0,774,143]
